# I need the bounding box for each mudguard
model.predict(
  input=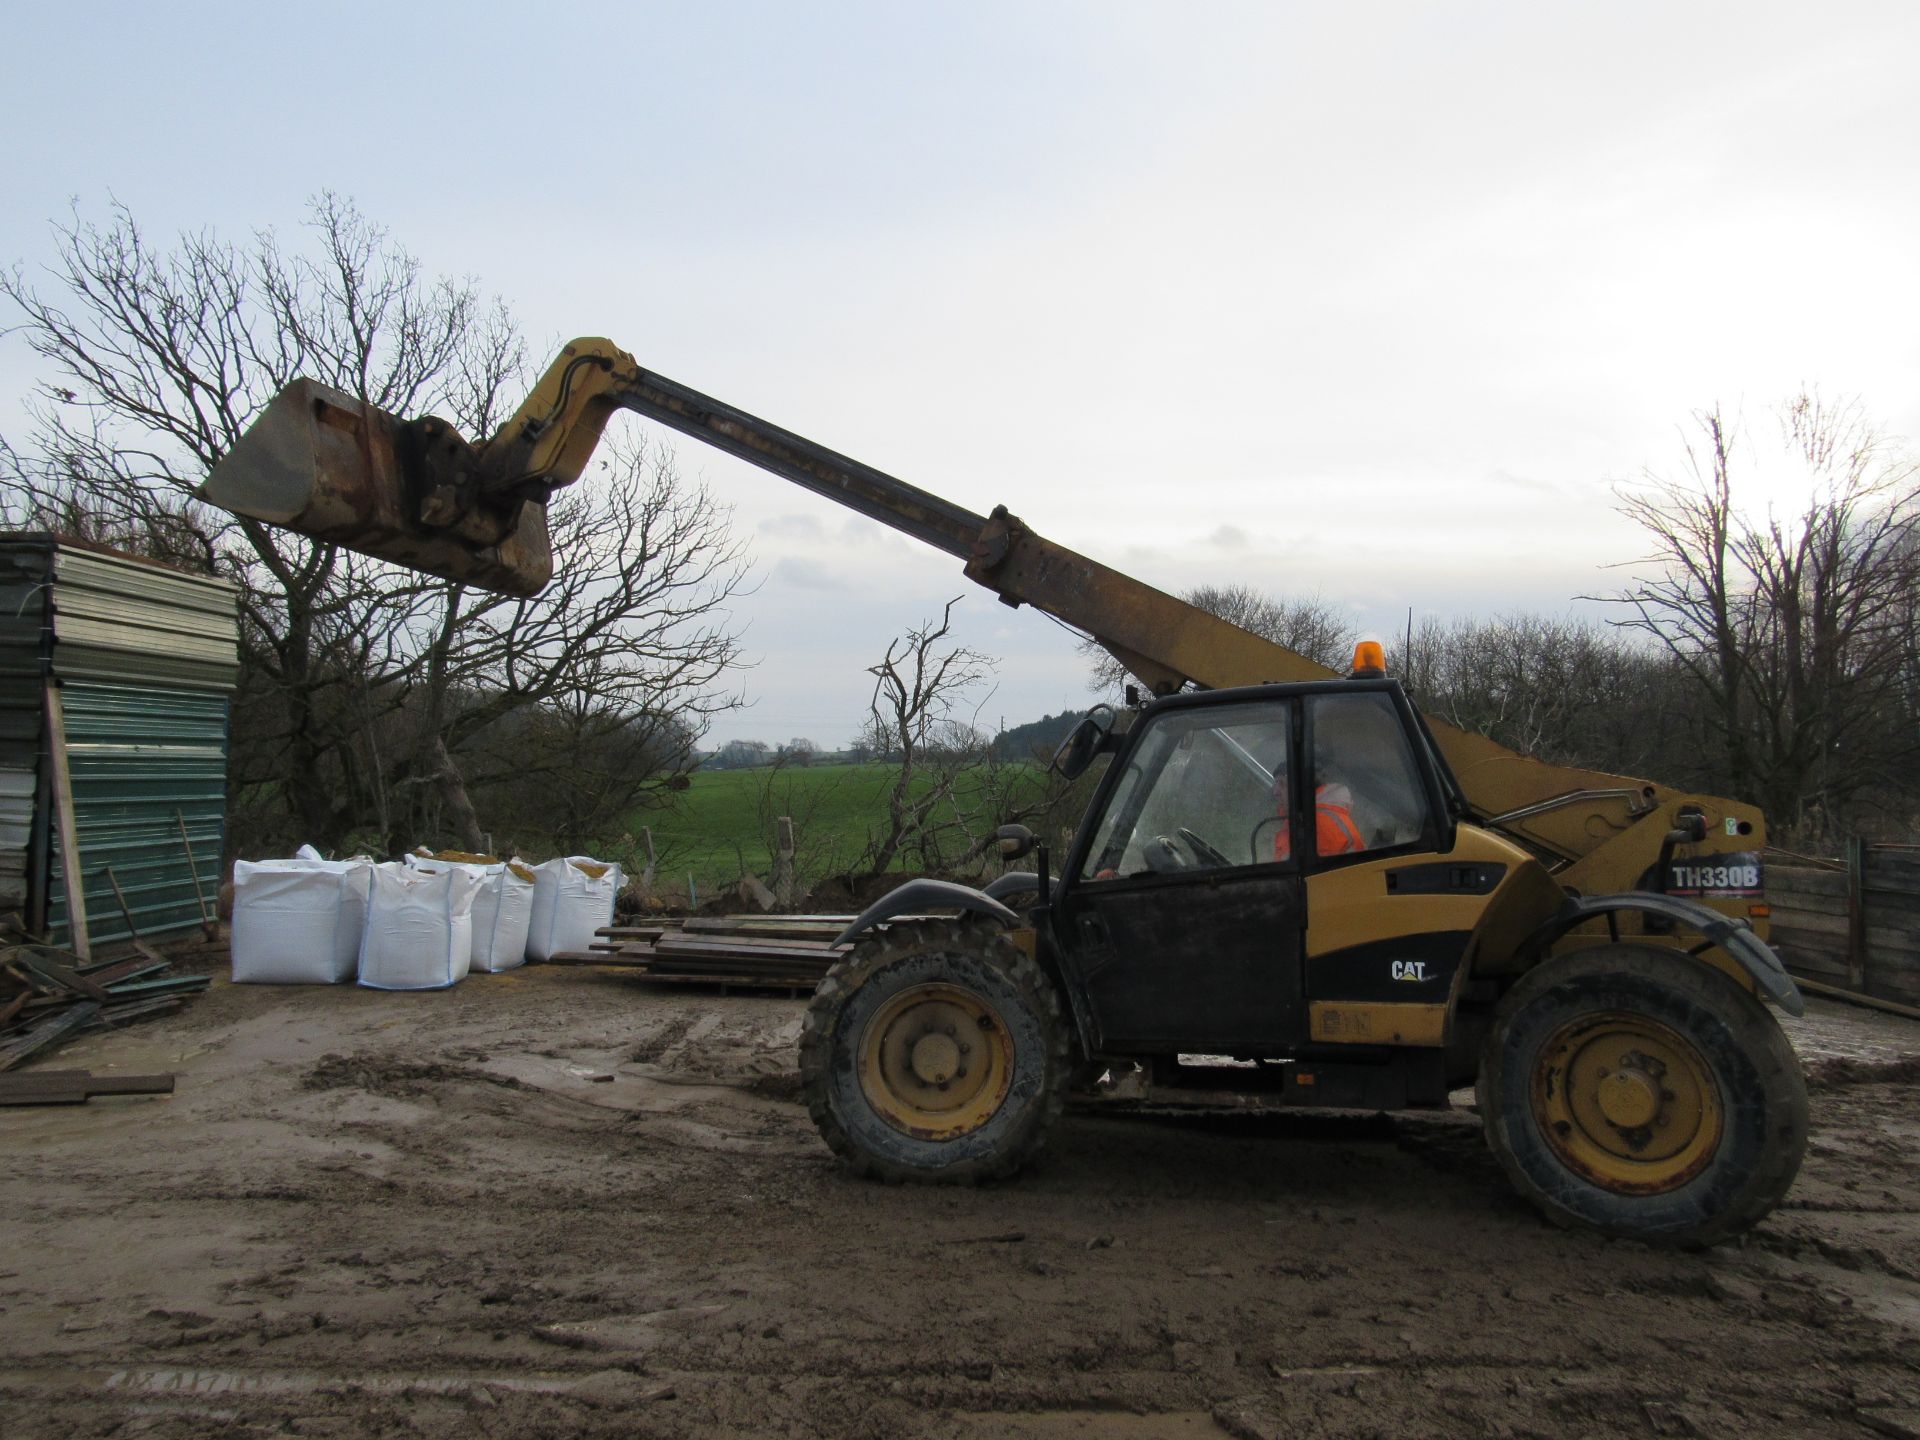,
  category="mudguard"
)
[982,871,1054,904]
[1516,893,1804,1017]
[834,879,1021,947]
